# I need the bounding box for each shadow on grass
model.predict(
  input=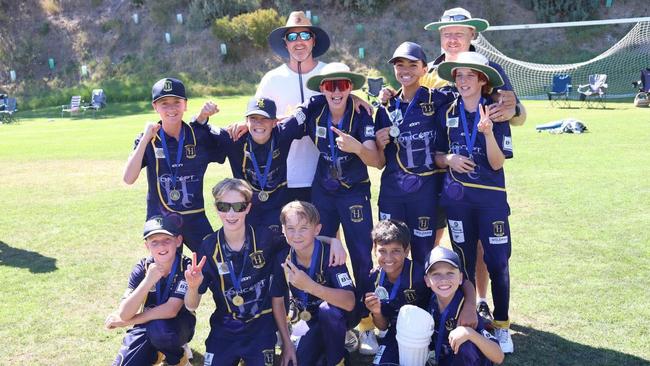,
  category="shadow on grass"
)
[507,324,648,366]
[0,241,57,273]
